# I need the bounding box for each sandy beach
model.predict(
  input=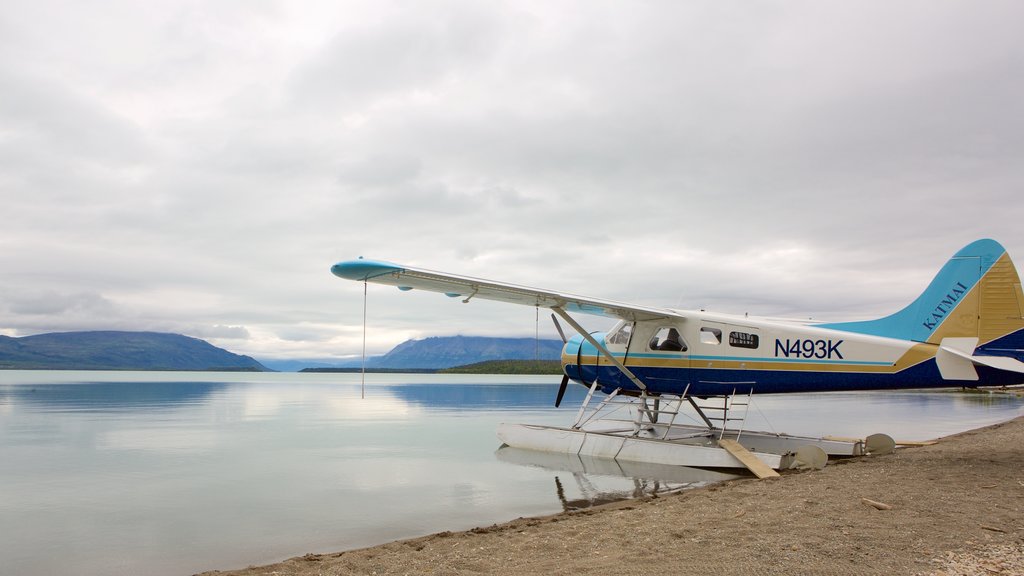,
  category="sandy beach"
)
[200,412,1024,576]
